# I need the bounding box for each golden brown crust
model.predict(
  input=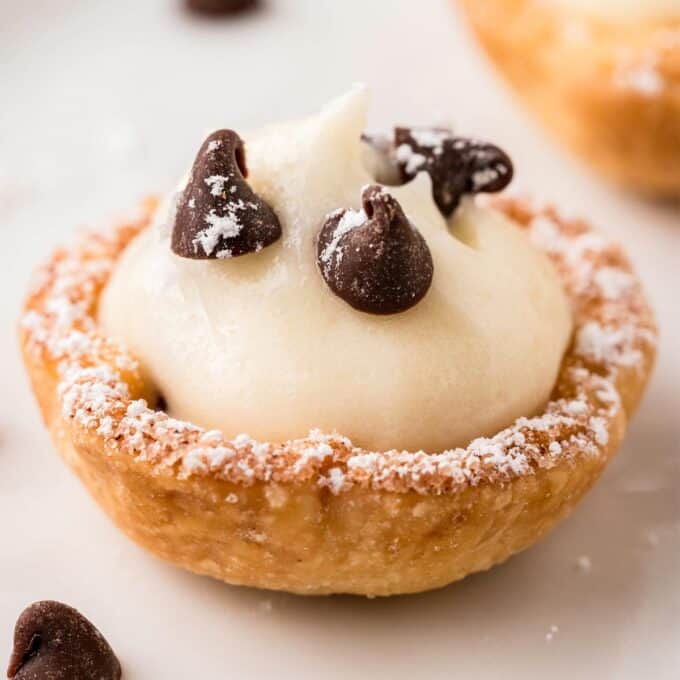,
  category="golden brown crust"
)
[19,198,656,595]
[458,0,680,195]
